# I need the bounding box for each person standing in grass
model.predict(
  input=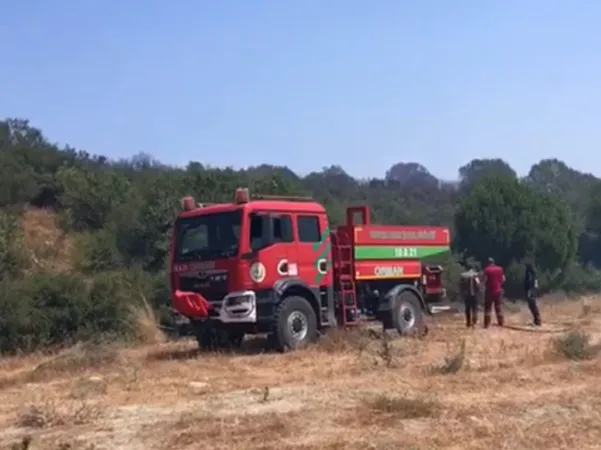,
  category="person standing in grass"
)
[482,257,505,328]
[459,262,481,328]
[524,262,541,327]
